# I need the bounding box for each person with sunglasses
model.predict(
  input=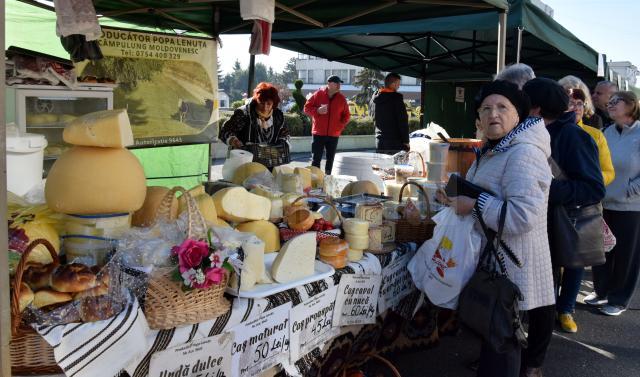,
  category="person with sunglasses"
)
[587,91,640,316]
